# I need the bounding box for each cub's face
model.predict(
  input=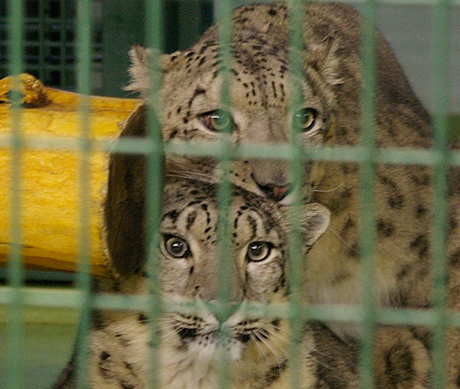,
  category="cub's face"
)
[156,179,329,370]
